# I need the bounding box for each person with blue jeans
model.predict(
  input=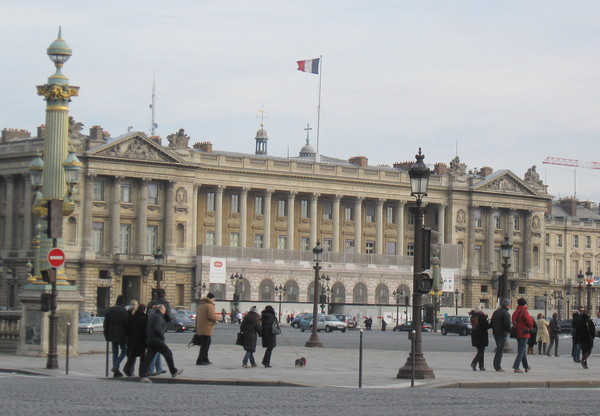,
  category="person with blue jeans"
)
[512,298,534,373]
[103,295,129,377]
[490,298,511,372]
